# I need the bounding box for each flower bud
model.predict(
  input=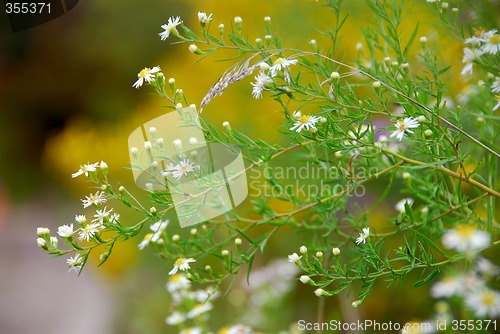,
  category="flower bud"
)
[36,227,50,238]
[300,245,308,254]
[37,238,48,250]
[172,234,180,242]
[314,288,326,297]
[332,247,341,255]
[100,161,108,170]
[218,23,224,35]
[330,71,340,80]
[352,300,362,307]
[316,251,323,258]
[235,238,242,245]
[234,16,242,31]
[188,44,202,55]
[299,275,311,284]
[222,249,229,256]
[50,236,58,248]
